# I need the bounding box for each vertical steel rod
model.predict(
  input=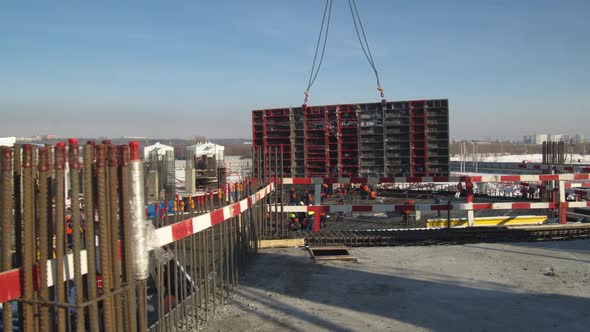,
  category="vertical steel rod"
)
[68,142,86,331]
[1,148,13,331]
[12,145,23,327]
[107,145,124,331]
[96,144,114,331]
[54,143,67,332]
[83,144,100,332]
[21,145,34,332]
